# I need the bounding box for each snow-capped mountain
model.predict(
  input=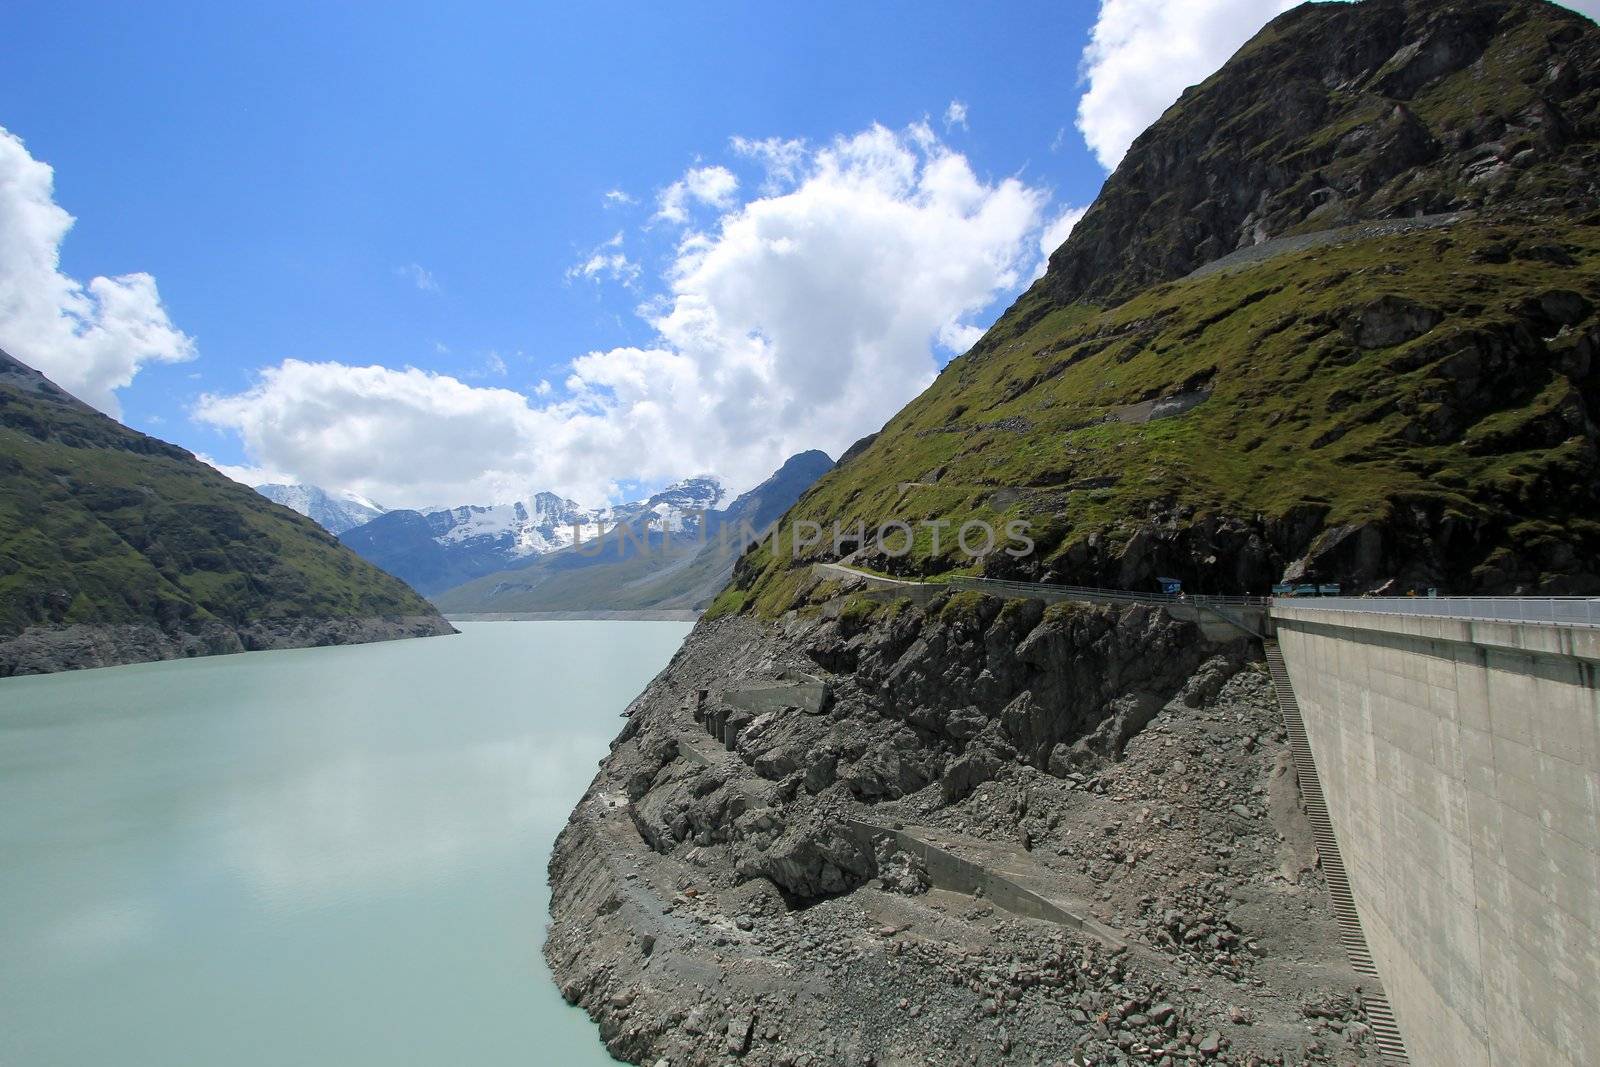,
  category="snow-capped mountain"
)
[255,483,387,536]
[433,453,833,614]
[337,476,727,596]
